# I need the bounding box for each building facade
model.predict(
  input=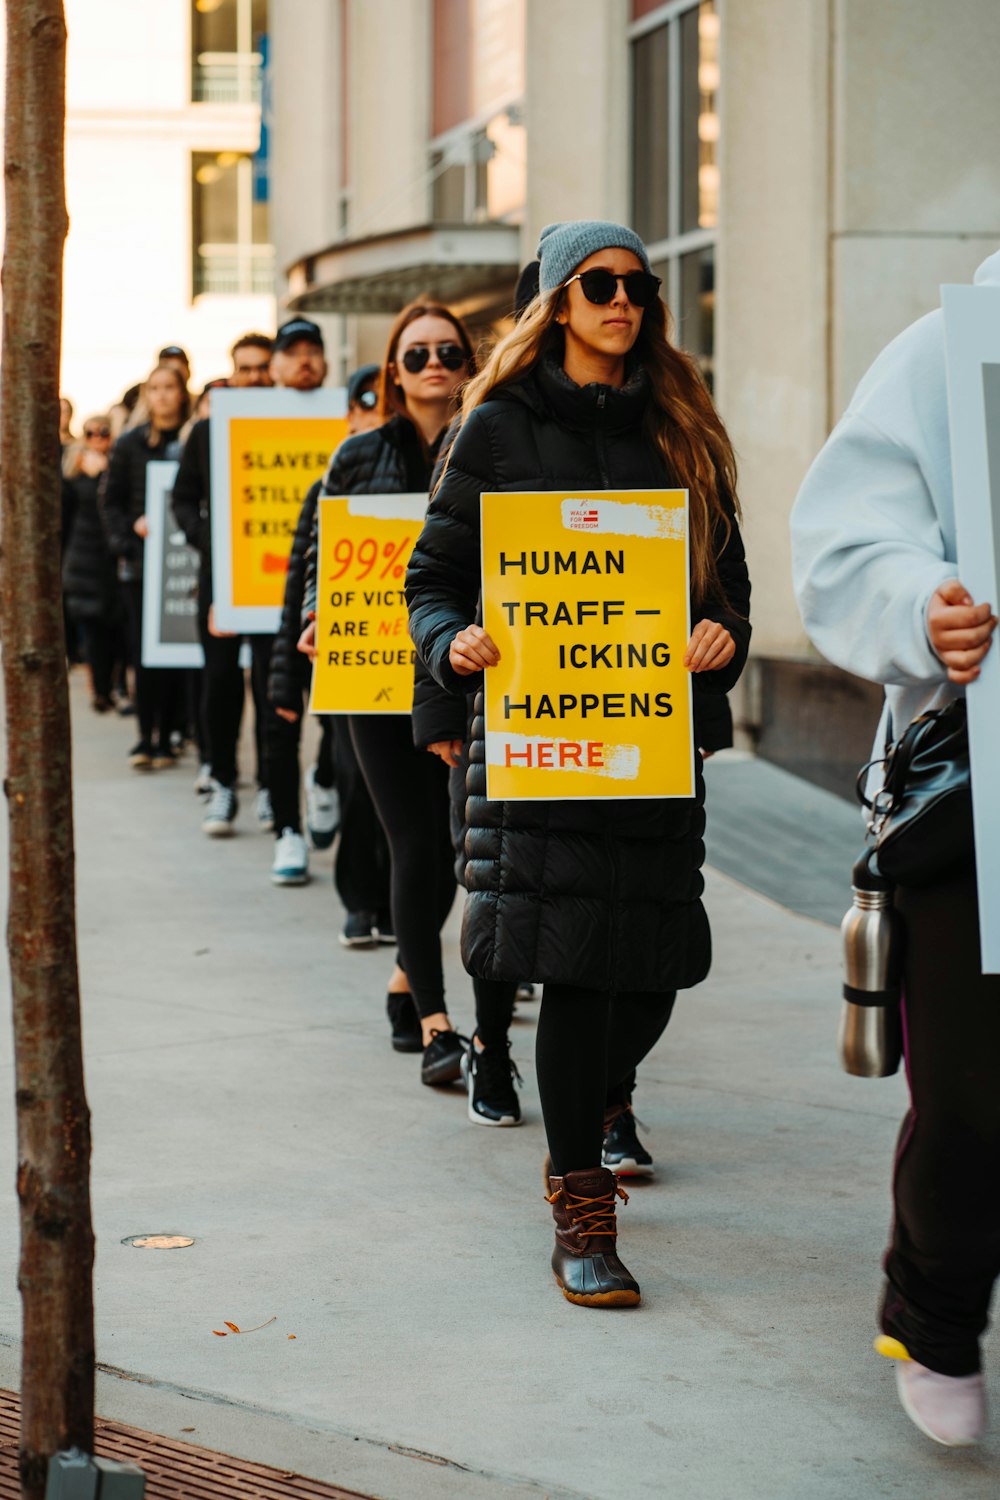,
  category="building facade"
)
[59,0,275,417]
[268,0,1000,789]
